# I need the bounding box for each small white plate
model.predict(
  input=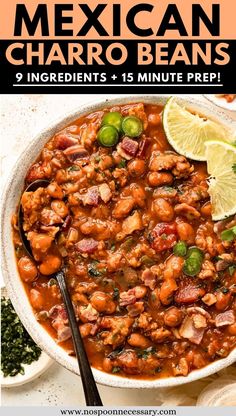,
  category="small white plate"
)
[204,94,236,112]
[1,352,53,388]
